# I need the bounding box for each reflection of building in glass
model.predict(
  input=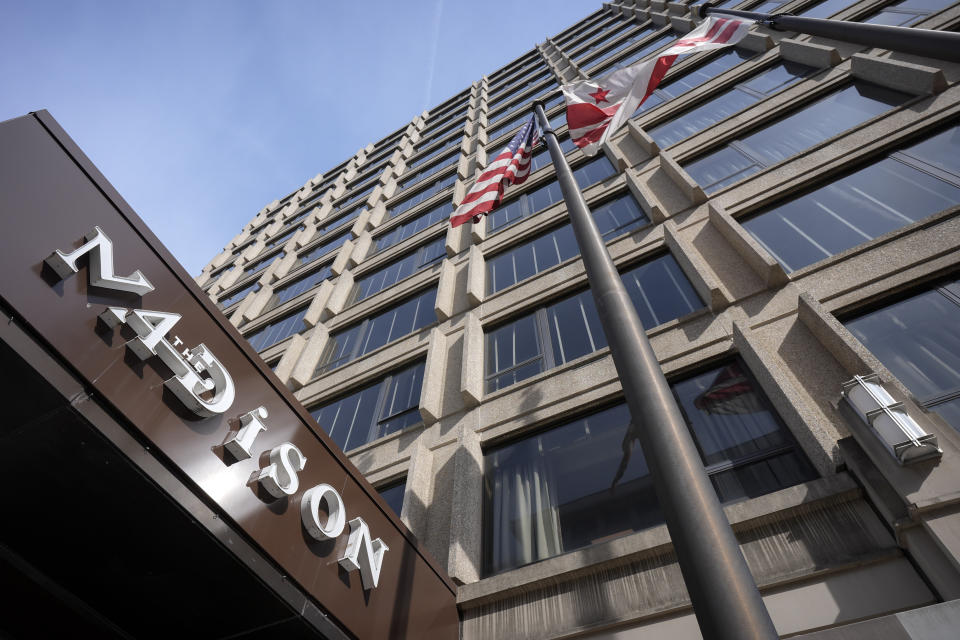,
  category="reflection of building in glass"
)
[197,1,960,636]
